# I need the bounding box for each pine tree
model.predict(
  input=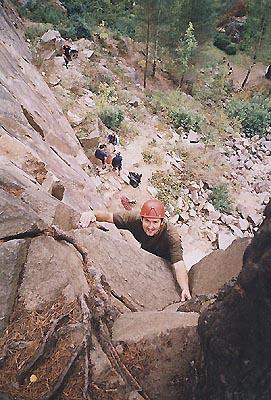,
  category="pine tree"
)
[176,22,197,86]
